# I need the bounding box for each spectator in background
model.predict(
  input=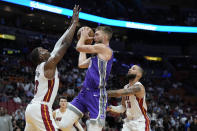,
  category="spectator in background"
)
[0,107,13,131]
[0,93,9,102]
[13,94,22,103]
[190,117,197,131]
[185,120,190,131]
